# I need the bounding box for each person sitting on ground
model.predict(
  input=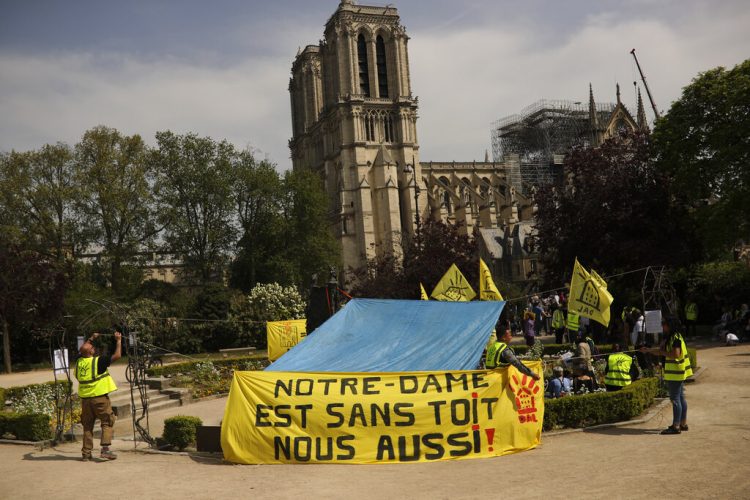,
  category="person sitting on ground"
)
[572,366,596,394]
[575,331,598,389]
[546,366,571,398]
[485,329,541,381]
[604,343,639,392]
[713,306,733,340]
